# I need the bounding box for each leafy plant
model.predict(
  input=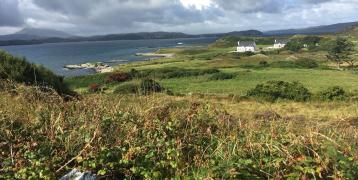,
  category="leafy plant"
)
[247,81,311,102]
[140,79,163,95]
[319,86,347,101]
[0,50,73,95]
